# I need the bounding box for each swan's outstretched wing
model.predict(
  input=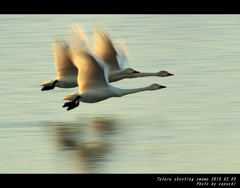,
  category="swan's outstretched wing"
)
[72,50,109,92]
[68,23,90,52]
[93,27,121,72]
[53,36,78,78]
[115,38,129,70]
